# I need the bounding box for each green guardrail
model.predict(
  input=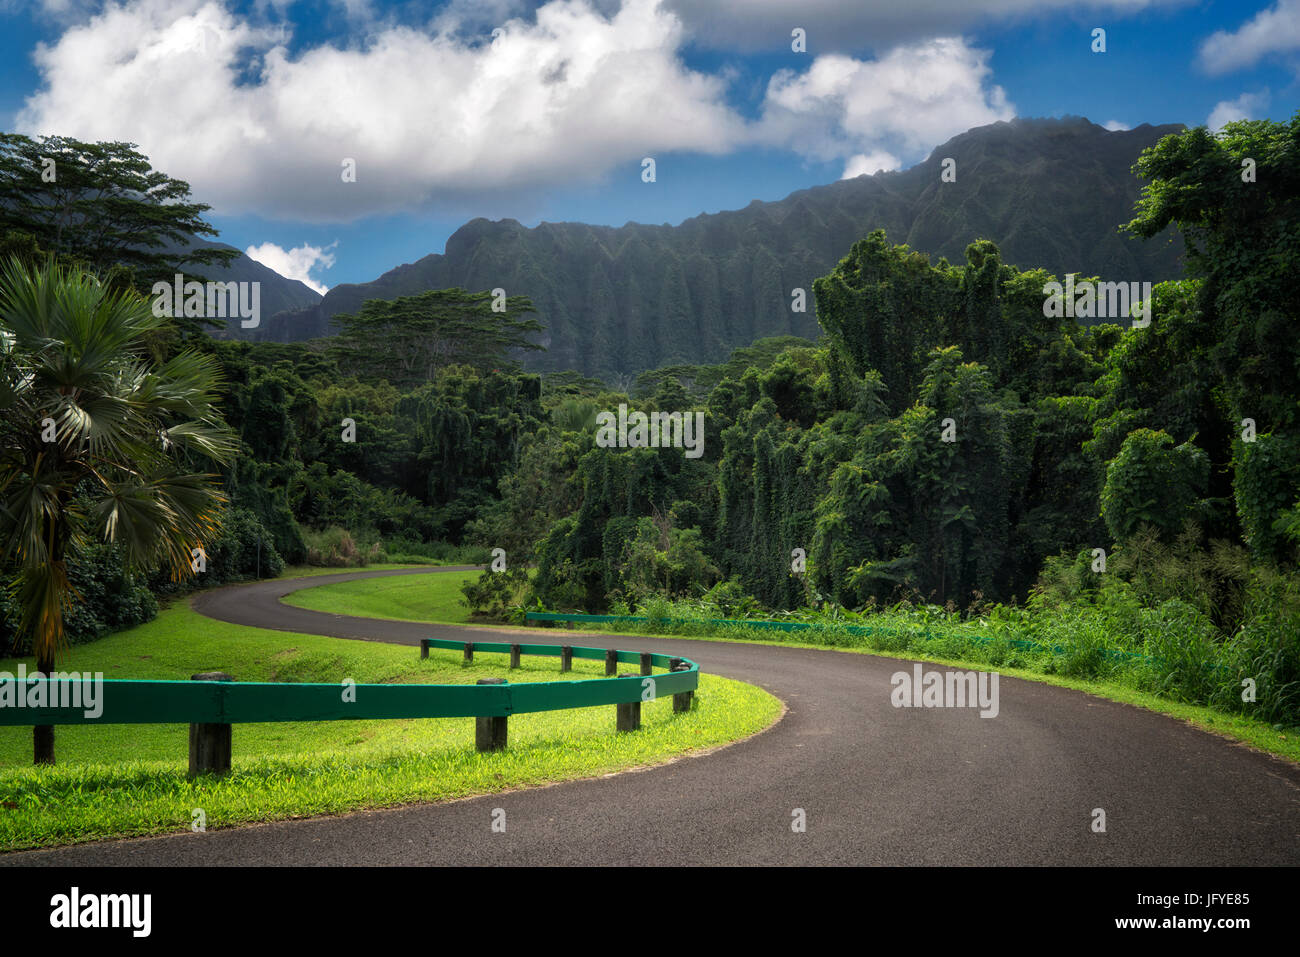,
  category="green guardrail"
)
[0,642,698,727]
[1,640,700,774]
